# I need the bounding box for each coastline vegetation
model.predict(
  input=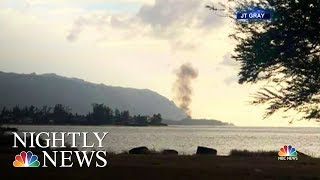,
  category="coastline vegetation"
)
[0,103,166,126]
